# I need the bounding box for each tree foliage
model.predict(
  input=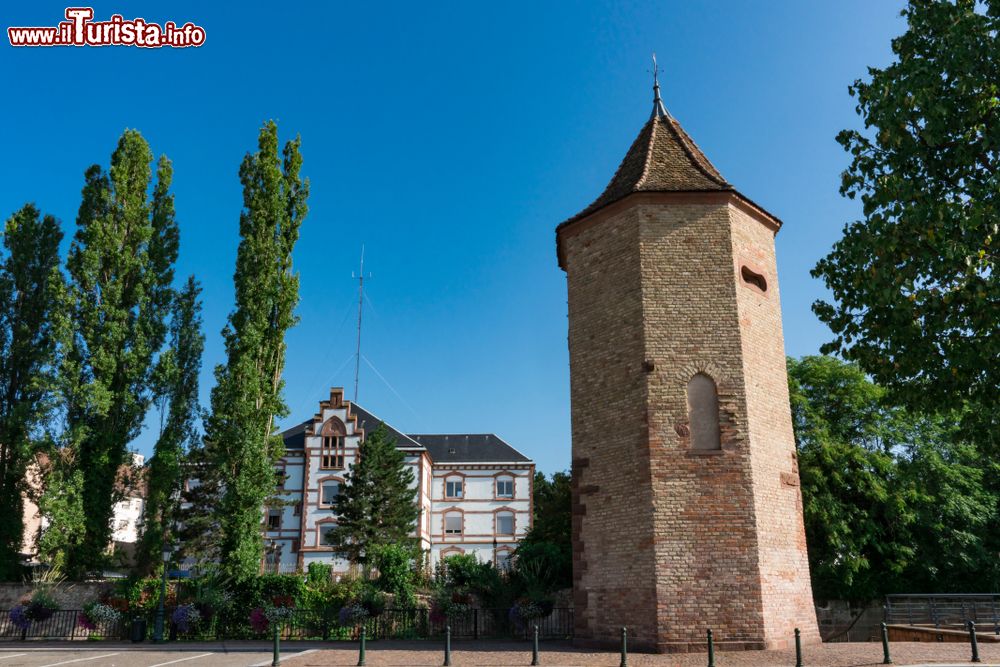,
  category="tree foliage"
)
[205,121,307,581]
[137,276,205,574]
[327,424,419,563]
[57,130,179,576]
[0,204,65,579]
[790,355,999,601]
[515,471,571,590]
[814,0,1000,444]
